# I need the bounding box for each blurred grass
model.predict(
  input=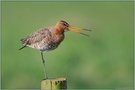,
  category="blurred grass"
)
[1,1,134,89]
